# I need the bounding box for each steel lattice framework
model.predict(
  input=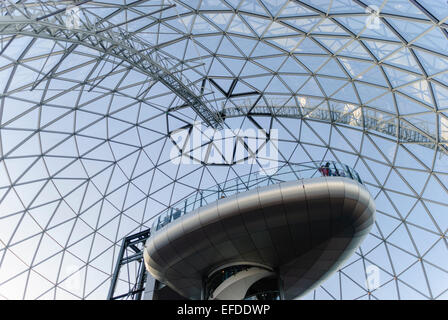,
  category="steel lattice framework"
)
[0,0,447,300]
[0,0,222,128]
[222,105,445,148]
